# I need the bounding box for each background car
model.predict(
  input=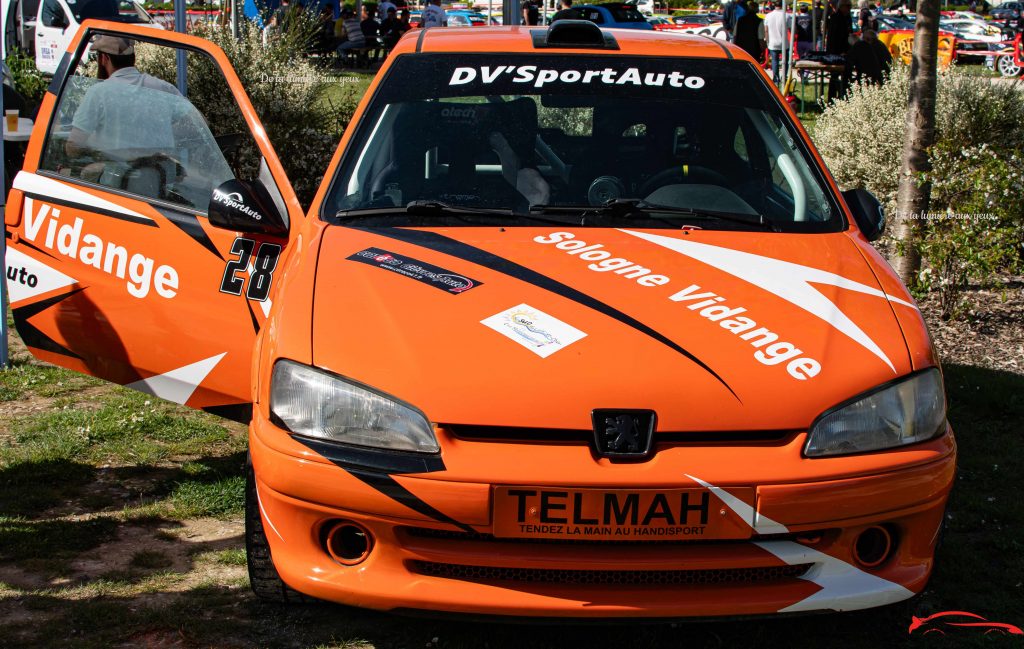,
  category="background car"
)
[939,17,1004,61]
[671,13,727,38]
[446,9,488,26]
[576,3,655,28]
[649,15,687,29]
[991,1,1024,20]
